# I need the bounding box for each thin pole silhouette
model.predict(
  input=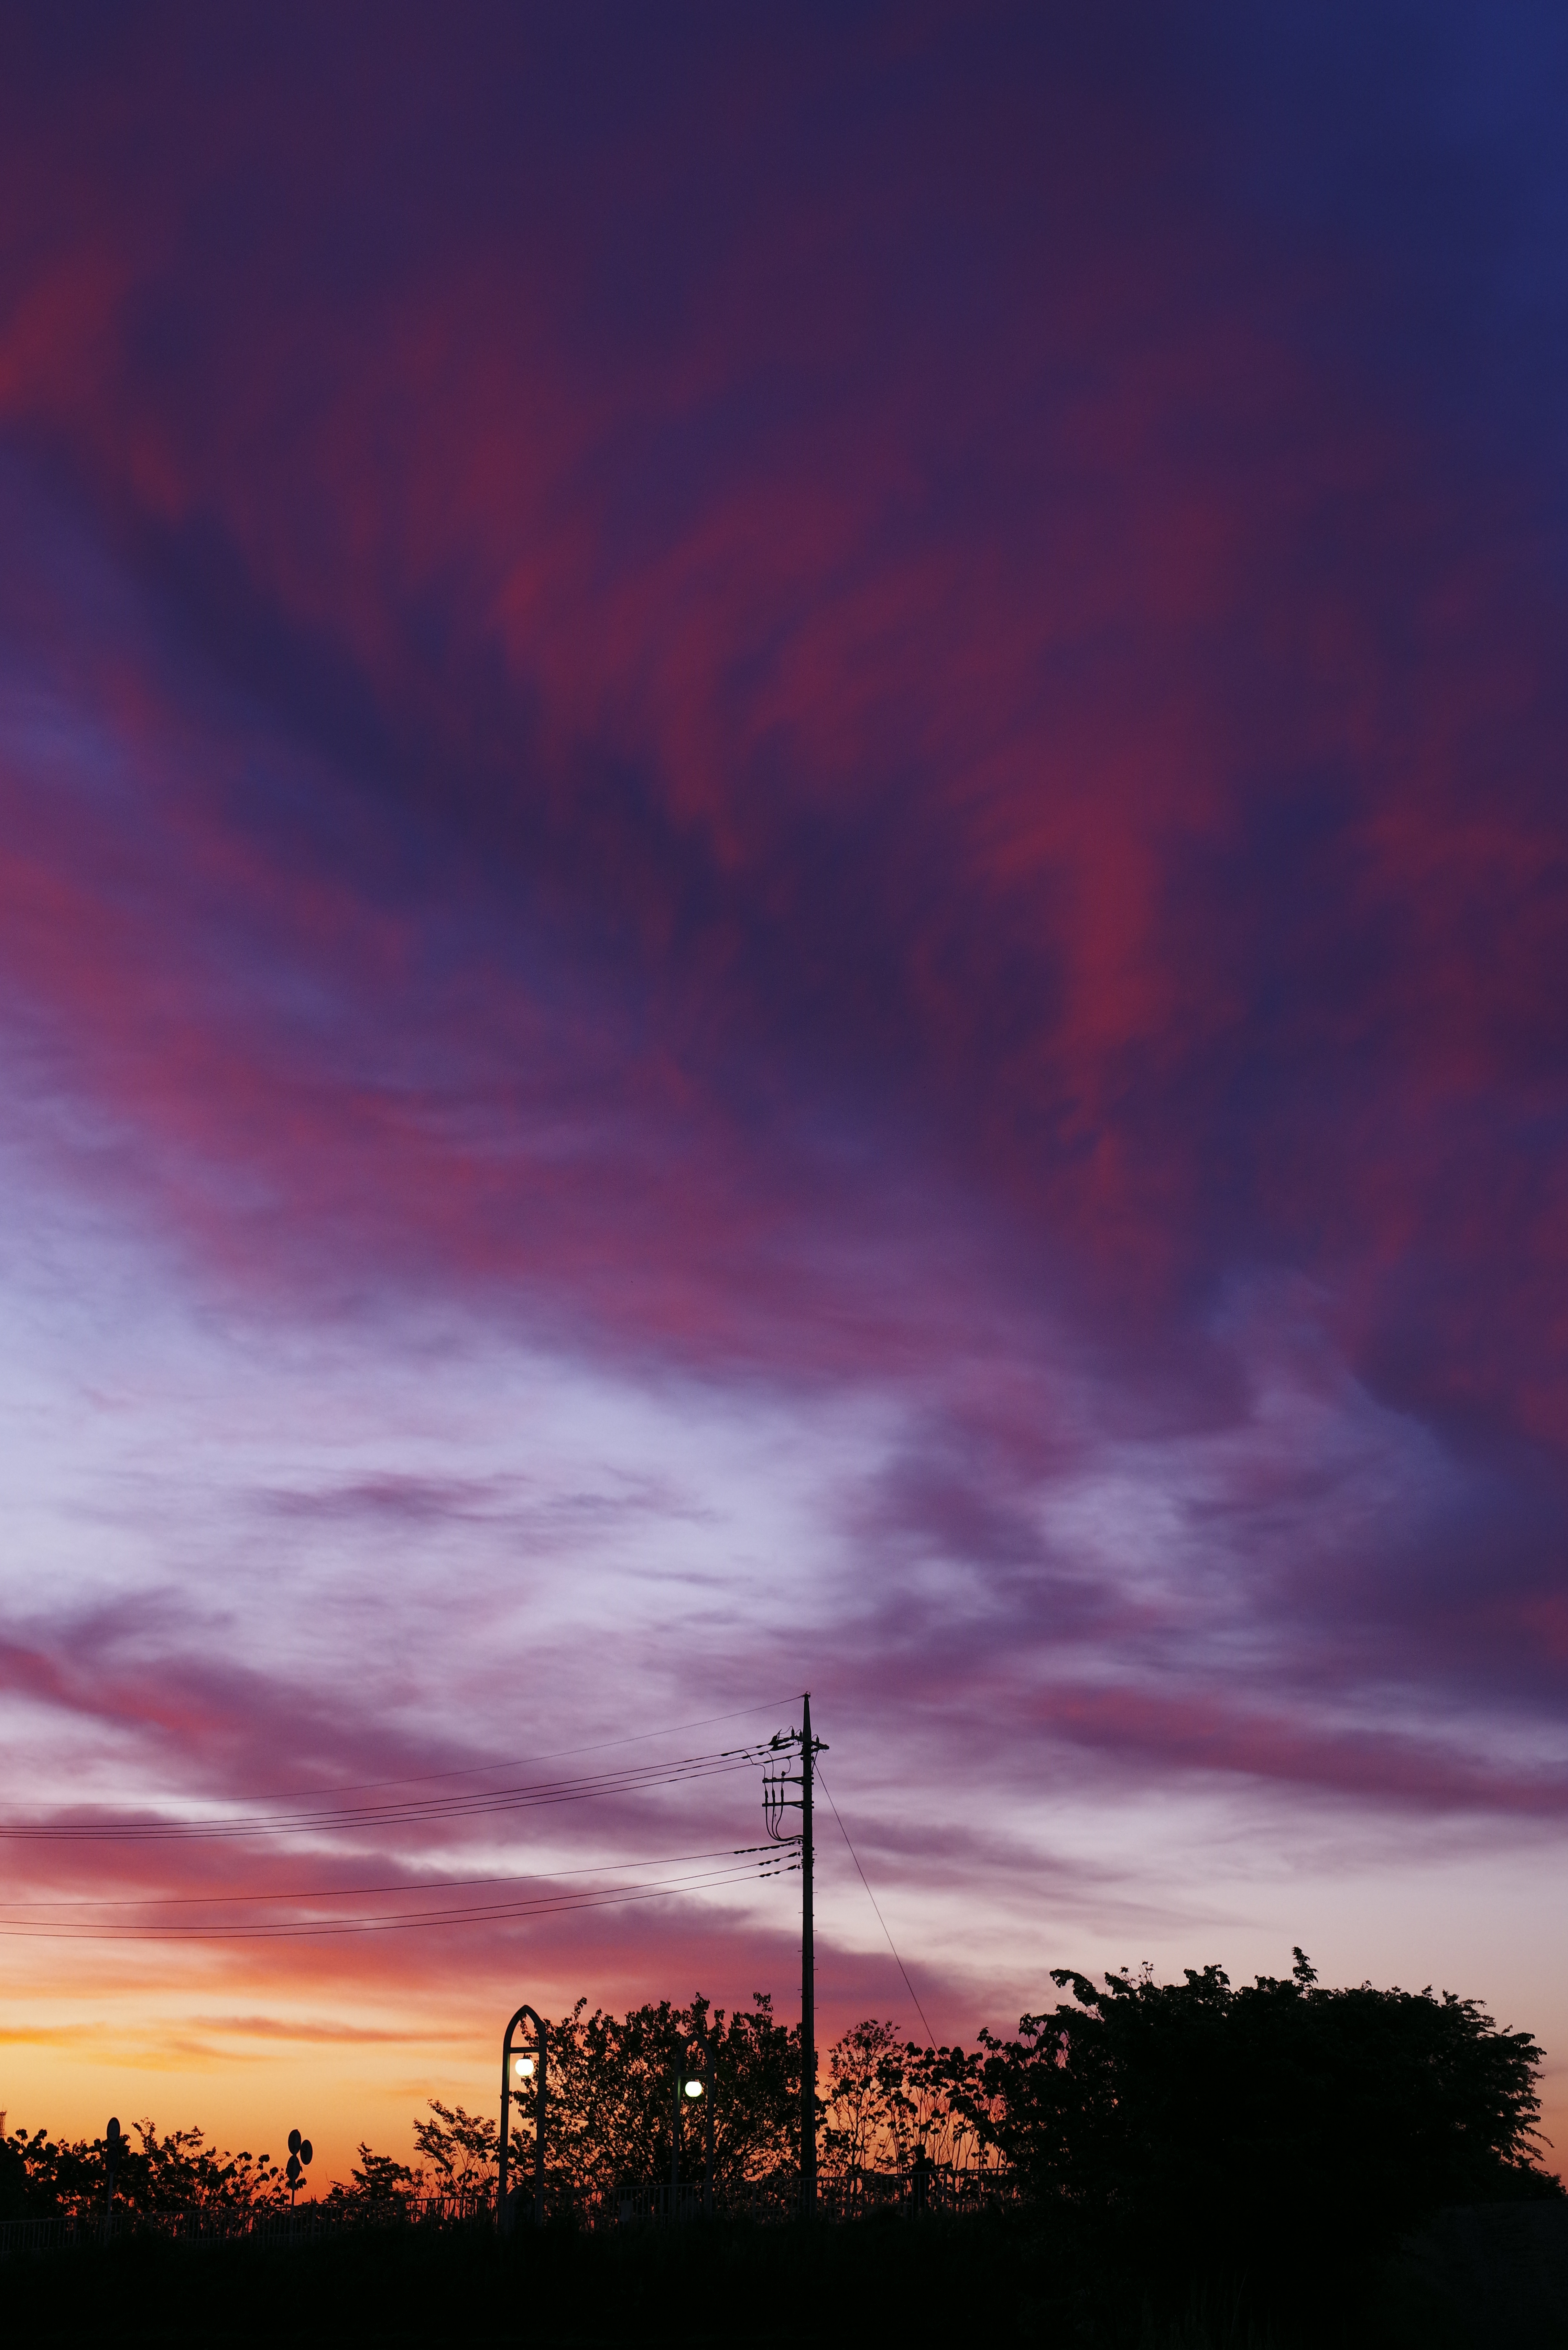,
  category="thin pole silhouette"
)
[498,2003,547,2229]
[801,1693,816,2219]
